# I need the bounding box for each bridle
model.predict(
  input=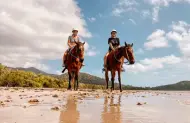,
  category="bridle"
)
[69,45,79,59]
[113,46,131,64]
[69,44,84,60]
